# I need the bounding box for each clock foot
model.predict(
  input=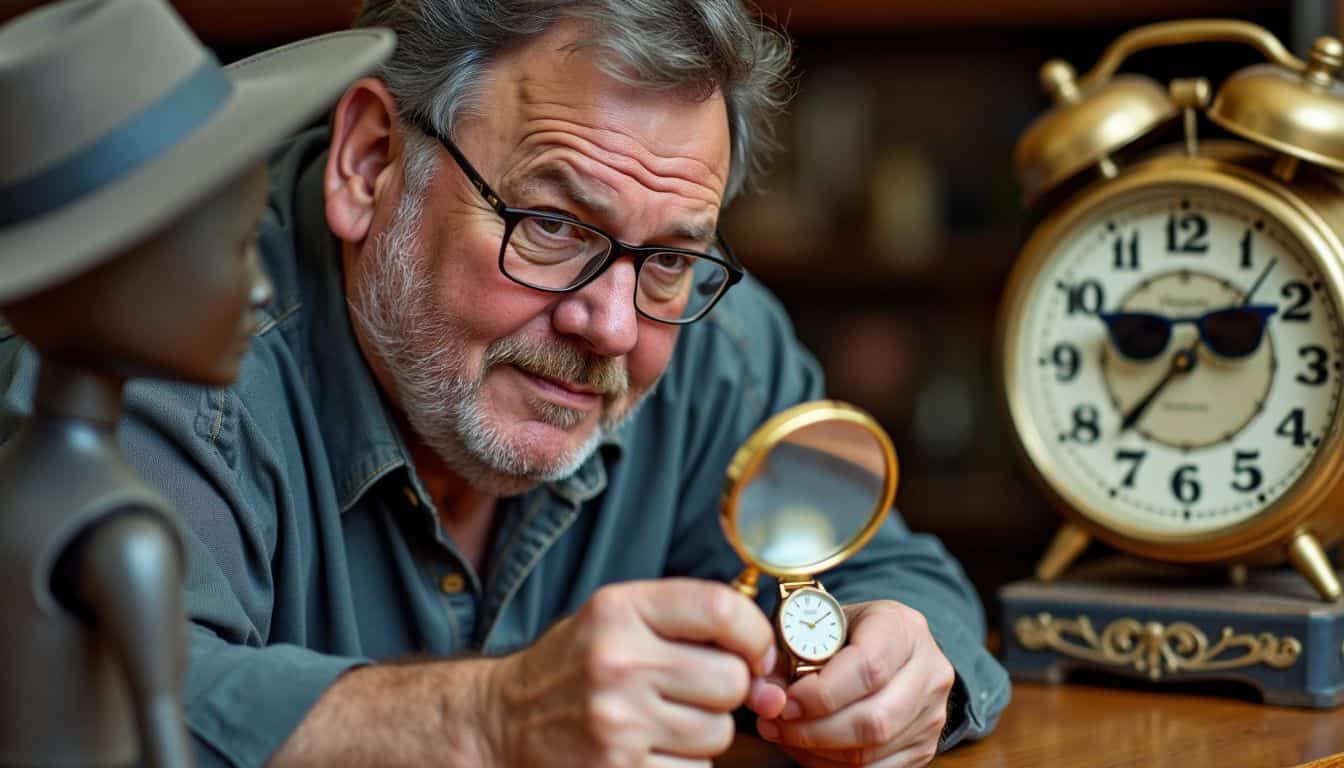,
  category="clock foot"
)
[1286,531,1342,601]
[1035,524,1090,582]
[1228,563,1248,587]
